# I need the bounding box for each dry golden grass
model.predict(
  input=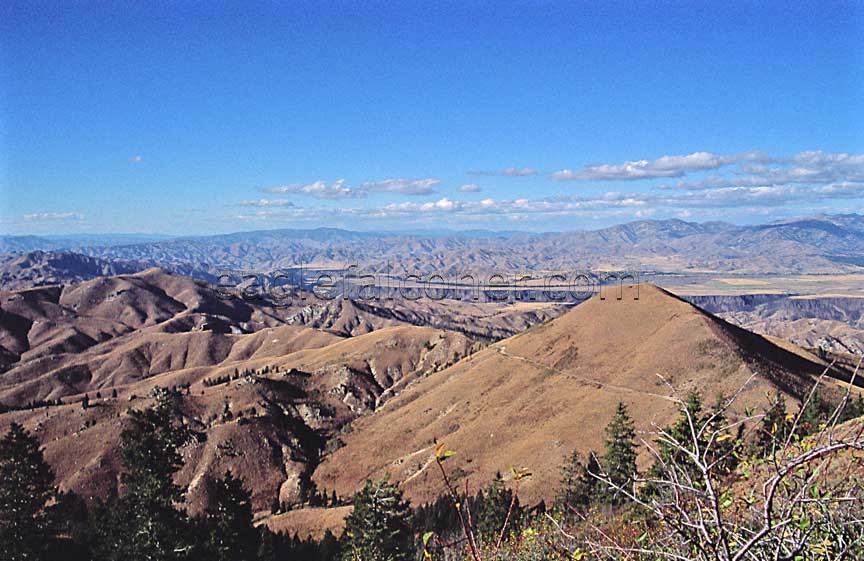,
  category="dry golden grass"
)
[313,284,847,507]
[0,319,475,516]
[261,506,351,540]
